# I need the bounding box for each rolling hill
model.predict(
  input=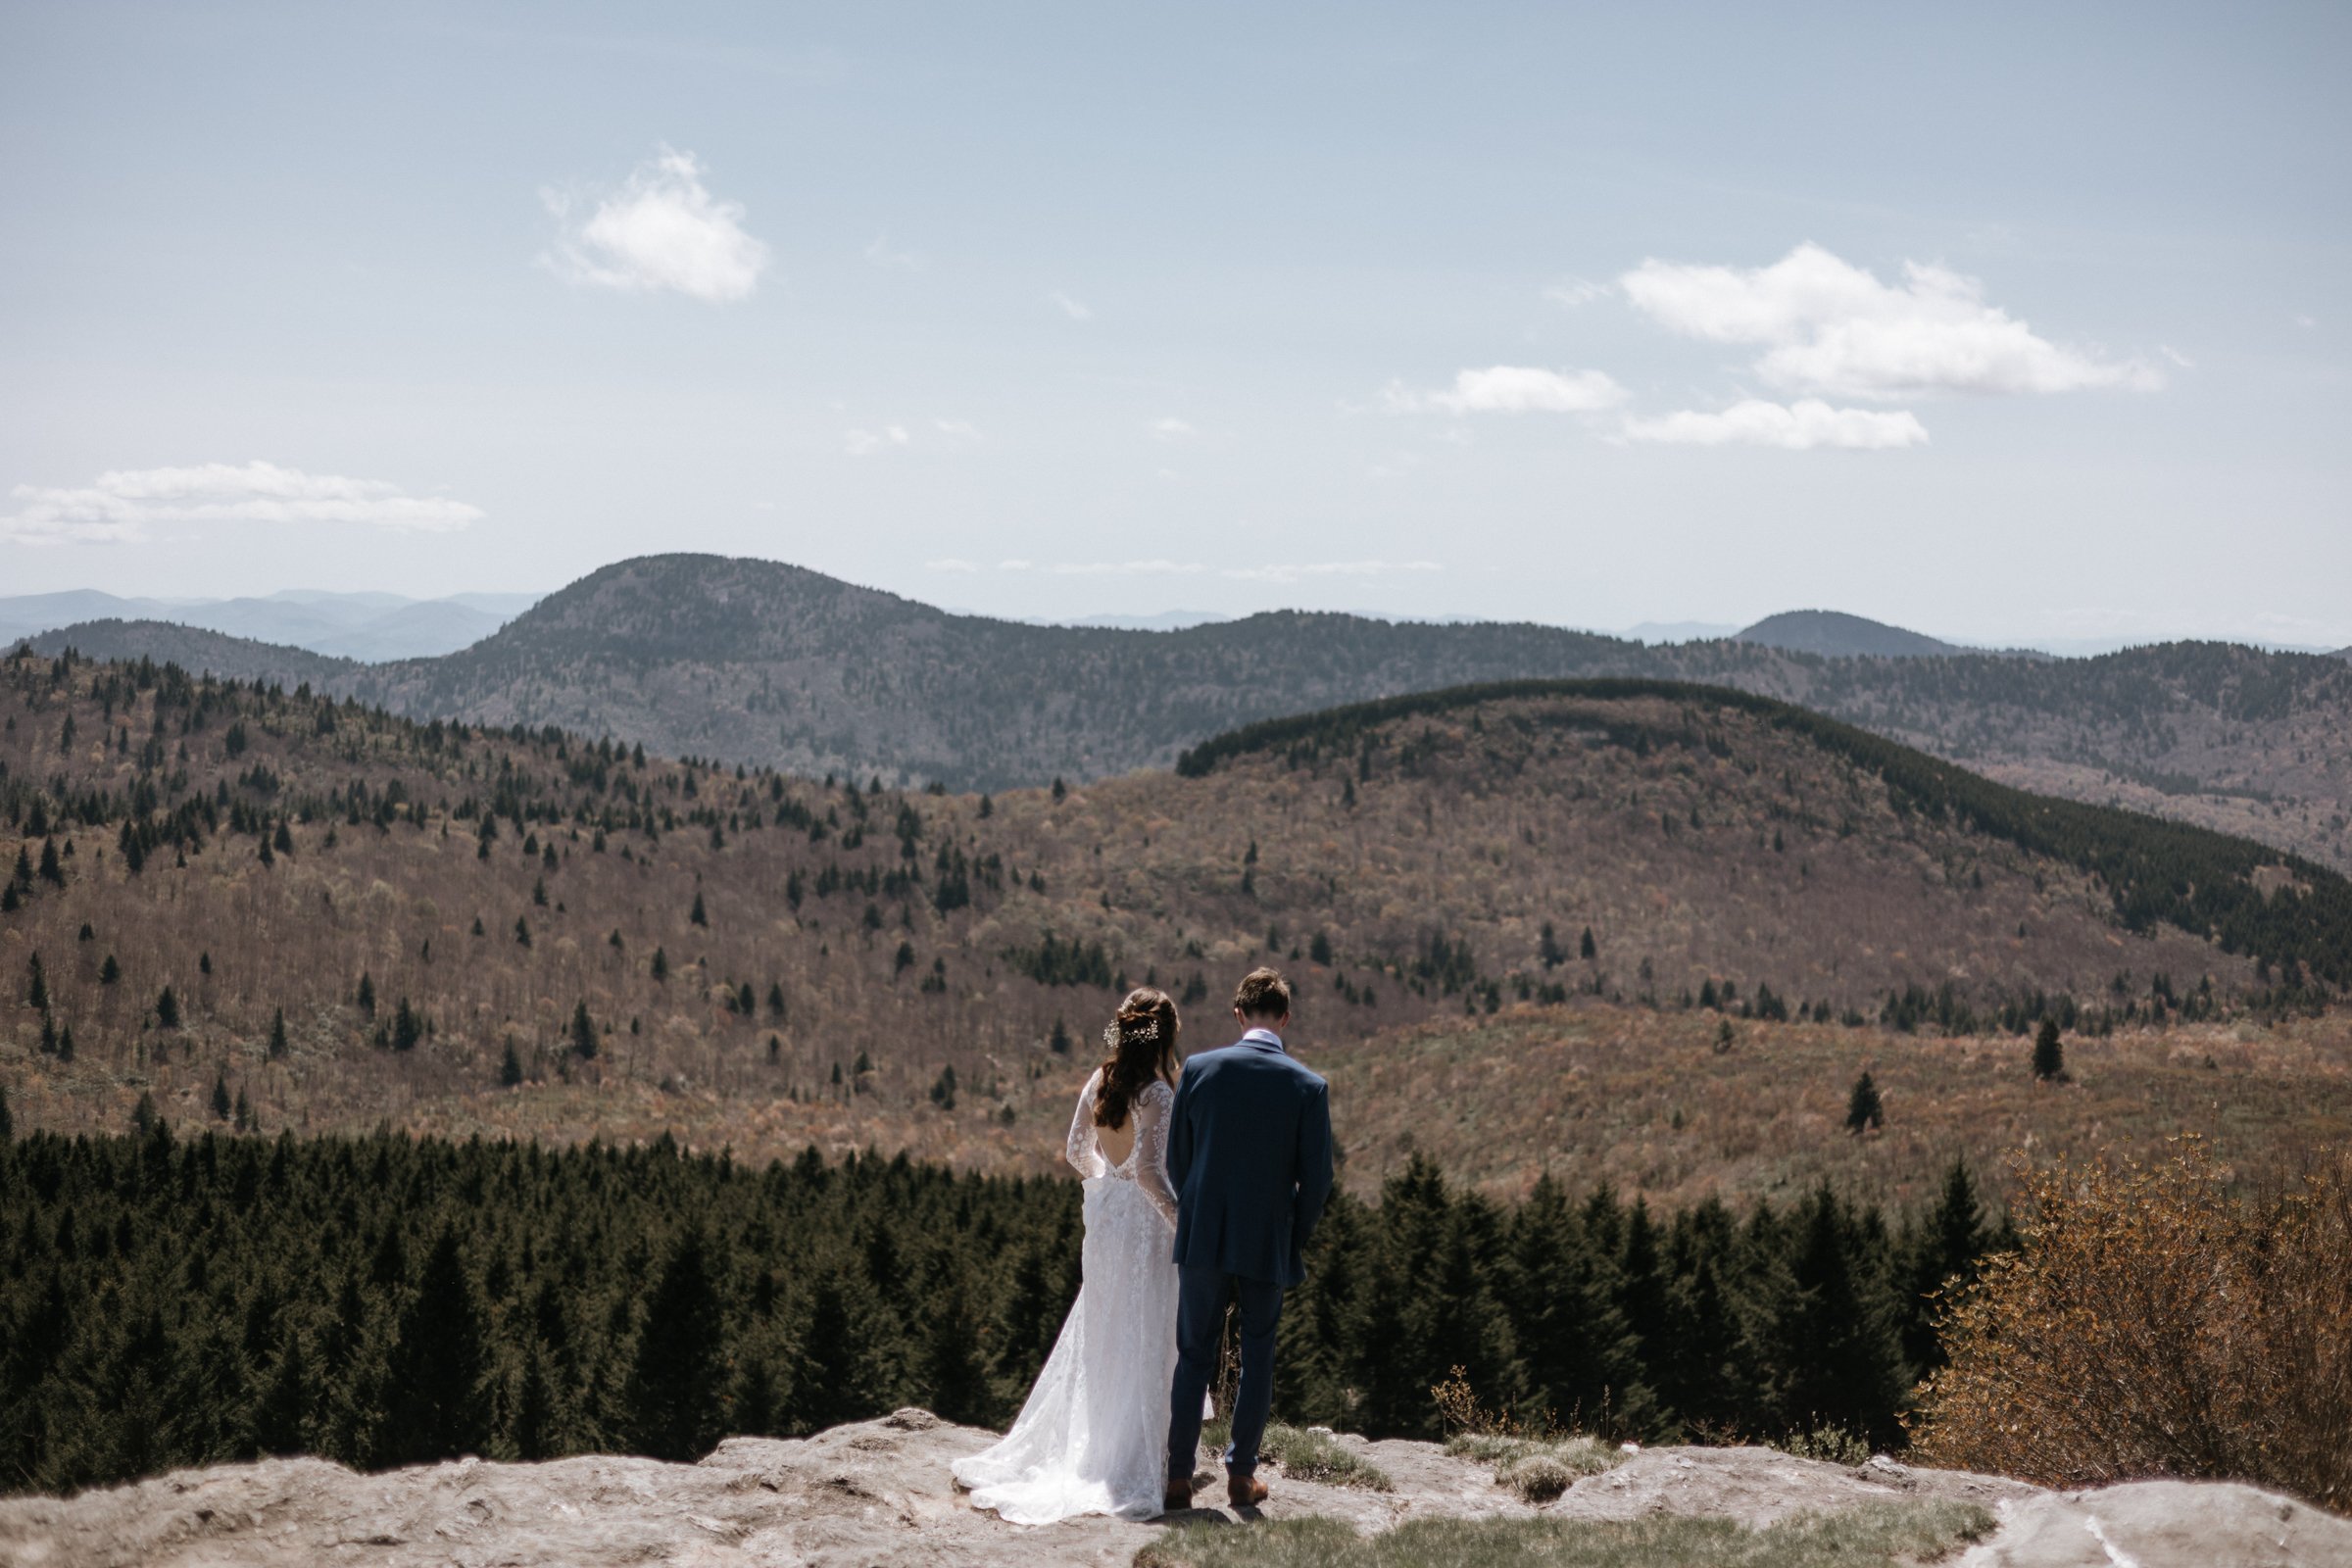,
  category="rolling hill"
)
[32,554,2350,872]
[1733,609,1974,660]
[4,650,2344,1196]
